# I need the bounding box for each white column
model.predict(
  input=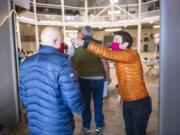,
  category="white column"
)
[16,17,22,50]
[137,23,141,52]
[33,0,39,50]
[85,0,88,23]
[61,0,66,38]
[137,0,142,53]
[110,3,114,22]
